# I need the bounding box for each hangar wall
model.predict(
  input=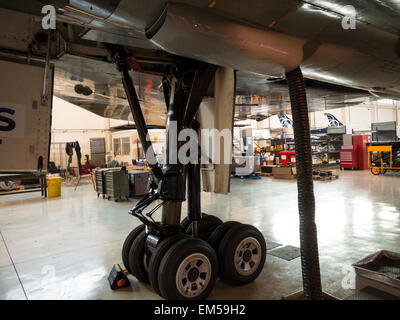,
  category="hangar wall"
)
[51,96,400,169]
[51,97,109,167]
[257,100,399,134]
[110,129,166,165]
